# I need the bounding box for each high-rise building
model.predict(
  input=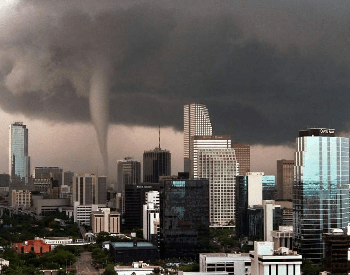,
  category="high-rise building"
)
[232,143,250,176]
[34,167,63,186]
[143,148,171,183]
[276,160,294,201]
[160,175,210,259]
[184,103,212,173]
[193,135,238,226]
[293,128,349,262]
[9,122,30,181]
[117,157,141,192]
[73,174,107,205]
